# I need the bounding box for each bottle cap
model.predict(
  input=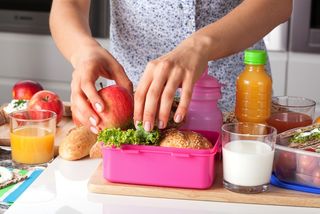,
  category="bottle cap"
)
[192,68,222,100]
[244,50,266,65]
[195,68,221,88]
